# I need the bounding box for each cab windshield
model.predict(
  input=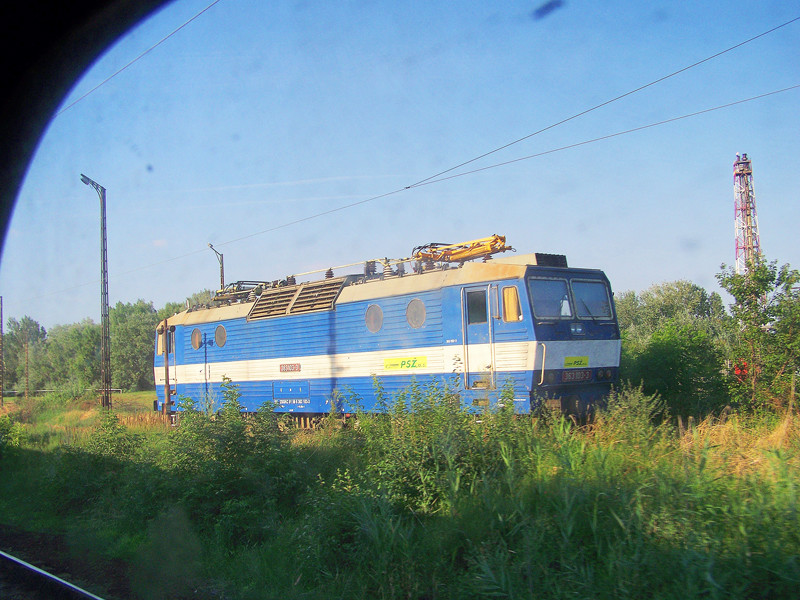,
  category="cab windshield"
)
[528,278,572,319]
[528,277,613,320]
[572,280,613,319]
